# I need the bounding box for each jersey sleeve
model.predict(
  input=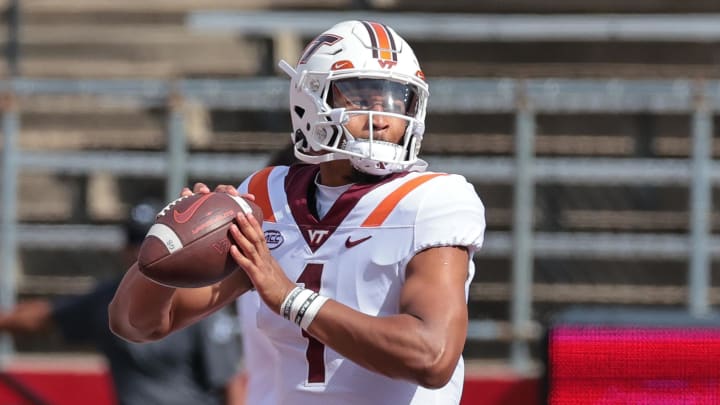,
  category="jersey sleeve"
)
[237,175,252,194]
[413,174,486,256]
[237,166,277,194]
